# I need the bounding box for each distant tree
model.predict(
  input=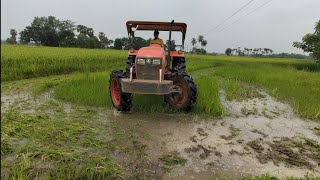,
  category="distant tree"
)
[87,28,94,38]
[75,24,99,48]
[193,48,206,54]
[19,26,32,44]
[269,49,273,54]
[113,38,124,49]
[87,36,100,49]
[198,35,204,44]
[253,48,258,56]
[58,20,76,47]
[19,16,76,47]
[146,38,152,45]
[201,40,207,50]
[225,48,232,56]
[131,37,148,49]
[107,39,114,47]
[293,20,320,62]
[166,40,176,51]
[113,38,129,50]
[6,29,17,44]
[98,32,109,48]
[191,38,197,50]
[18,16,111,49]
[77,25,88,35]
[121,37,129,49]
[244,48,248,56]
